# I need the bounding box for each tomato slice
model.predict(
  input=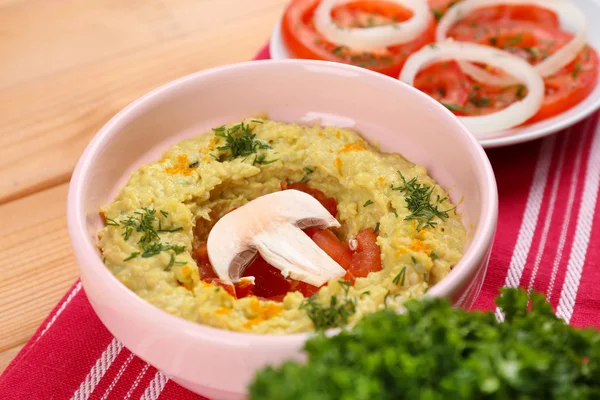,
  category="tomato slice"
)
[529,46,599,124]
[414,61,470,107]
[192,242,219,280]
[305,228,353,269]
[281,181,338,217]
[281,0,435,77]
[453,5,559,29]
[242,256,294,298]
[445,19,600,122]
[349,228,382,278]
